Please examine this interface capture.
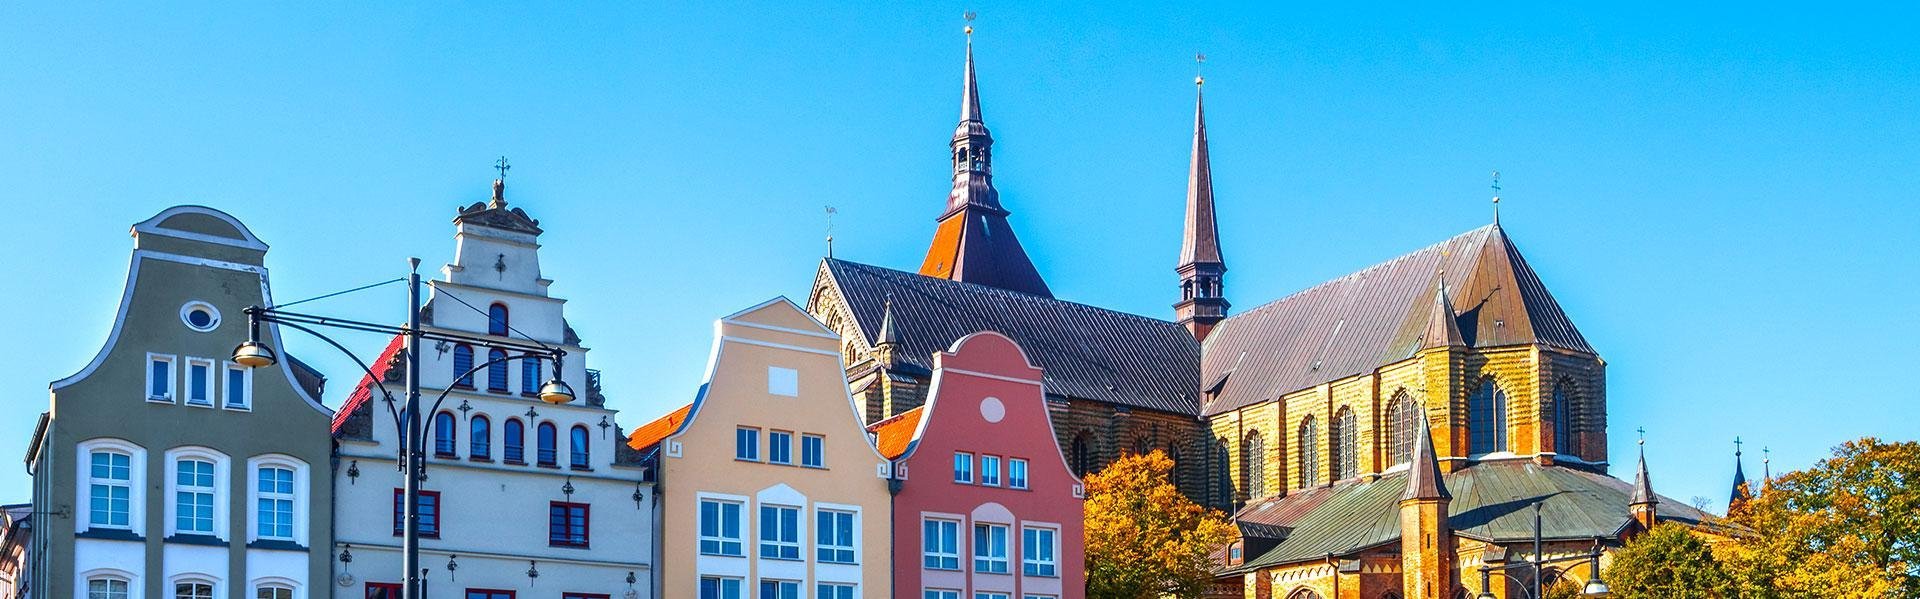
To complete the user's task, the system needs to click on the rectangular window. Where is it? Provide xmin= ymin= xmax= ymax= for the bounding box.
xmin=801 ymin=434 xmax=825 ymax=468
xmin=922 ymin=518 xmax=960 ymax=570
xmin=735 ymin=428 xmax=760 ymax=462
xmin=816 ymin=584 xmax=856 ymax=599
xmin=177 ymin=582 xmax=213 ymax=599
xmin=981 ymin=455 xmax=1002 ymax=487
xmin=549 ymin=502 xmax=589 ymax=547
xmin=816 ymin=509 xmax=856 ymax=564
xmin=88 ymin=451 xmax=133 ymax=529
xmin=465 ymin=589 xmax=513 ymax=599
xmin=954 ymin=452 xmax=974 ymax=484
xmin=256 ymin=467 xmax=295 ymax=540
xmin=757 ymin=580 xmax=799 ymax=599
xmin=758 ymin=504 xmax=800 ymax=560
xmin=224 ymin=364 xmax=250 ymax=409
xmin=148 ymin=354 xmax=176 ymax=402
xmin=364 ymin=583 xmax=400 ymax=599
xmin=1009 ymin=458 xmax=1029 ymax=490
xmin=698 ymin=499 xmax=743 ymax=556
xmin=521 ymin=357 xmax=540 ymax=396
xmin=1022 ymin=526 xmax=1059 ymax=577
xmin=975 ymin=594 xmax=1010 ymax=599
xmin=175 ymin=459 xmax=215 ymax=534
xmin=186 ymin=359 xmax=214 ymax=406
xmin=392 ymin=489 xmax=441 ymax=538
xmin=767 ymin=366 xmax=799 ymax=396
xmin=768 ymin=431 xmax=793 ymax=465
xmin=973 ymin=522 xmax=1009 ymax=574
xmin=257 ymin=585 xmax=293 ymax=599
xmin=697 ymin=577 xmax=741 ymax=599
xmin=924 ymin=591 xmax=959 ymax=599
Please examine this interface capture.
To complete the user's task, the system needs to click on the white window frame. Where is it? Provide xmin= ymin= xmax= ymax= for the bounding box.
xmin=245 ymin=455 xmax=309 ymax=546
xmin=81 ymin=571 xmax=138 ymax=599
xmin=814 ymin=507 xmax=857 ymax=564
xmin=973 ymin=522 xmax=1010 ymax=574
xmin=800 ymin=434 xmax=825 ymax=468
xmin=767 ymin=430 xmax=793 ymax=466
xmin=164 ymin=447 xmax=230 ymax=539
xmin=980 ymin=455 xmax=1002 ymax=487
xmin=249 ymin=576 xmax=301 ymax=599
xmin=698 ymin=576 xmax=742 ymax=599
xmin=922 ymin=516 xmax=961 ymax=571
xmin=76 ymin=438 xmax=146 ymax=534
xmin=183 ymin=358 xmax=216 ymax=407
xmin=1008 ymin=458 xmax=1029 ymax=490
xmin=766 ymin=366 xmax=799 ymax=397
xmin=223 ymin=362 xmax=252 ymax=411
xmin=757 ymin=504 xmax=801 ymax=561
xmin=756 ymin=579 xmax=800 ymax=599
xmin=146 ymin=353 xmax=177 ymax=403
xmin=815 ymin=583 xmax=856 ymax=599
xmin=735 ymin=427 xmax=760 ymax=462
xmin=698 ymin=496 xmax=746 ymax=557
xmin=953 ymin=452 xmax=974 ymax=484
xmin=1021 ymin=523 xmax=1060 ymax=578
xmin=923 ymin=590 xmax=959 ymax=599
xmin=167 ymin=575 xmax=217 ymax=599
xmin=974 ymin=593 xmax=1010 ymax=599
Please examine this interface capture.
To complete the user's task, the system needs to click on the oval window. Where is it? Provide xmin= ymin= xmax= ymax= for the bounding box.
xmin=180 ymin=302 xmax=221 ymax=332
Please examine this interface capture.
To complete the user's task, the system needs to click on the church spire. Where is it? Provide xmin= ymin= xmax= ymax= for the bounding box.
xmin=916 ymin=18 xmax=1052 ymax=298
xmin=1729 ymin=437 xmax=1753 ymax=510
xmin=1419 ymin=272 xmax=1466 ymax=349
xmin=1175 ymin=70 xmax=1229 ymax=341
xmin=1402 ymin=408 xmax=1450 ymax=502
xmin=1630 ymin=432 xmax=1658 ymax=531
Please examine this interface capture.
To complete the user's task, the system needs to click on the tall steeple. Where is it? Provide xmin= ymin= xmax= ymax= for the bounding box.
xmin=1399 ymin=410 xmax=1454 ymax=599
xmin=1729 ymin=437 xmax=1752 ymax=510
xmin=1175 ymin=73 xmax=1229 ymax=341
xmin=916 ymin=20 xmax=1053 ymax=298
xmin=1630 ymin=433 xmax=1658 ymax=532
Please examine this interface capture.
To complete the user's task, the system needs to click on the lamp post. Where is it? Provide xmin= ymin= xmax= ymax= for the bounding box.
xmin=1475 ymin=501 xmax=1611 ymax=599
xmin=234 ymin=259 xmax=575 ymax=599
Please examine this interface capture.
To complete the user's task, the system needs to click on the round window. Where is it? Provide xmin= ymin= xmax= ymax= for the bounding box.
xmin=180 ymin=302 xmax=221 ymax=332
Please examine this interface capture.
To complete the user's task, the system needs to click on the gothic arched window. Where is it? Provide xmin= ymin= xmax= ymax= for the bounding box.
xmin=1213 ymin=439 xmax=1232 ymax=510
xmin=488 ymin=303 xmax=509 ymax=336
xmin=1553 ymin=383 xmax=1573 ymax=456
xmin=1071 ymin=434 xmax=1092 ymax=477
xmin=1297 ymin=416 xmax=1320 ymax=489
xmin=1241 ymin=430 xmax=1266 ymax=500
xmin=1286 ymin=588 xmax=1325 ymax=599
xmin=1332 ymin=407 xmax=1358 ymax=481
xmin=1469 ymin=378 xmax=1509 ymax=454
xmin=1131 ymin=436 xmax=1152 ymax=456
xmin=1387 ymin=391 xmax=1420 ymax=466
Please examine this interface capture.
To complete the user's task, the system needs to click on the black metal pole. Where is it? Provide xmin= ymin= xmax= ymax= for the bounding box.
xmin=1533 ymin=501 xmax=1544 ymax=599
xmin=403 ymin=259 xmax=424 ymax=599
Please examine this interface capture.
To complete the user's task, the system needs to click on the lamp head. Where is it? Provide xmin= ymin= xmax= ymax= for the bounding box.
xmin=231 ymin=340 xmax=278 ymax=368
xmin=1583 ymin=579 xmax=1611 ymax=597
xmin=538 ymin=378 xmax=576 ymax=404
xmin=1477 ymin=591 xmax=1497 ymax=599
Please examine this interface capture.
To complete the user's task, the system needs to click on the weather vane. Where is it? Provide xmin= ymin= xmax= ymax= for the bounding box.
xmin=494 ymin=156 xmax=512 ymax=181
xmin=1195 ymin=53 xmax=1207 ymax=86
xmin=964 ymin=11 xmax=976 ymax=36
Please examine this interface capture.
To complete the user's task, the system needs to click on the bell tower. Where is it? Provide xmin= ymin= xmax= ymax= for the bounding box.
xmin=1175 ymin=74 xmax=1228 ymax=340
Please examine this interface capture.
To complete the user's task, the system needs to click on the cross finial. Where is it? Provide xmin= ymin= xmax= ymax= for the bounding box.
xmin=1735 ymin=436 xmax=1744 ymax=456
xmin=824 ymin=205 xmax=838 ymax=258
xmin=1490 ymin=169 xmax=1502 ymax=224
xmin=1763 ymin=446 xmax=1770 ymax=463
xmin=1195 ymin=53 xmax=1207 ymax=86
xmin=963 ymin=11 xmax=975 ymax=36
xmin=495 ymin=156 xmax=512 ymax=180
xmin=1636 ymin=426 xmax=1646 ymax=445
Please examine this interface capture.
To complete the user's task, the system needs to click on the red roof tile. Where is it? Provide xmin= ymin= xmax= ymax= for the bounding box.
xmin=330 ymin=334 xmax=405 ymax=434
xmin=866 ymin=406 xmax=925 ymax=460
xmin=627 ymin=403 xmax=693 ymax=452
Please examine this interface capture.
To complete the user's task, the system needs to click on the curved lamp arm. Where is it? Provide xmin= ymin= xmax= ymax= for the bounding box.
xmin=419 ymin=352 xmax=564 ymax=441
xmin=268 ymin=319 xmax=408 ymax=434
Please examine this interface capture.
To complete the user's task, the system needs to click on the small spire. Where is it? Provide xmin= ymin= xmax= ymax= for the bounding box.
xmin=1762 ymin=446 xmax=1772 ymax=493
xmin=1420 ymin=271 xmax=1466 ymax=349
xmin=960 ymin=12 xmax=982 ymax=124
xmin=1729 ymin=437 xmax=1752 ymax=506
xmin=877 ymin=293 xmax=900 ymax=346
xmin=1630 ymin=428 xmax=1656 ymax=507
xmin=1401 ymin=408 xmax=1450 ymax=502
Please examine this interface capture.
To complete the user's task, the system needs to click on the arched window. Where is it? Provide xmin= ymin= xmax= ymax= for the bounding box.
xmin=433 ymin=412 xmax=456 ymax=457
xmin=569 ymin=425 xmax=590 ymax=469
xmin=520 ymin=353 xmax=540 ymax=396
xmin=255 ymin=583 xmax=295 ymax=599
xmin=1286 ymin=588 xmax=1325 ymax=599
xmin=504 ymin=419 xmax=525 ymax=464
xmin=452 ymin=344 xmax=474 ymax=388
xmin=1468 ymin=379 xmax=1509 ymax=454
xmin=1070 ymin=434 xmax=1092 ymax=476
xmin=1131 ymin=436 xmax=1152 ymax=456
xmin=1241 ymin=430 xmax=1266 ymax=499
xmin=1387 ymin=391 xmax=1421 ymax=467
xmin=1553 ymin=384 xmax=1573 ymax=456
xmin=536 ymin=422 xmax=558 ymax=467
xmin=470 ymin=415 xmax=491 ymax=460
xmin=486 ymin=348 xmax=508 ymax=392
xmin=174 ymin=580 xmax=214 ymax=599
xmin=1332 ymin=406 xmax=1358 ymax=481
xmin=1167 ymin=443 xmax=1181 ymax=470
xmin=488 ymin=303 xmax=509 ymax=336
xmin=86 ymin=575 xmax=131 ymax=599
xmin=1213 ymin=439 xmax=1232 ymax=510
xmin=1297 ymin=416 xmax=1319 ymax=489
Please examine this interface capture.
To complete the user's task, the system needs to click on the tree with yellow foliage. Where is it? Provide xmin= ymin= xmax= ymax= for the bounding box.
xmin=1084 ymin=450 xmax=1235 ymax=599
xmin=1718 ymin=438 xmax=1919 ymax=598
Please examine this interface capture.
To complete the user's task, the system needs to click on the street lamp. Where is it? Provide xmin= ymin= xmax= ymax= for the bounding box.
xmin=1475 ymin=500 xmax=1611 ymax=599
xmin=231 ymin=258 xmax=574 ymax=599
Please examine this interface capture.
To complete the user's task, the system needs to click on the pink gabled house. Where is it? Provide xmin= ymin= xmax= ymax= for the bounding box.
xmin=871 ymin=330 xmax=1086 ymax=599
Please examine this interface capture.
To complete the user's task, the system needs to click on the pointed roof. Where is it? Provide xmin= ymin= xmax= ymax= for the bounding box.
xmin=1400 ymin=410 xmax=1450 ymax=502
xmin=1179 ymin=83 xmax=1223 ymax=268
xmin=1631 ymin=442 xmax=1657 ymax=506
xmin=1730 ymin=448 xmax=1751 ymax=505
xmin=876 ymin=295 xmax=901 ymax=346
xmin=1419 ymin=275 xmax=1466 ymax=349
xmin=1202 ymin=224 xmax=1594 ymax=415
xmin=957 ymin=39 xmax=986 ymax=136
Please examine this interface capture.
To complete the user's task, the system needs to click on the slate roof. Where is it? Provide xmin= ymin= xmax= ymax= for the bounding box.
xmin=819 ymin=259 xmax=1201 ymax=415
xmin=1202 ymin=224 xmax=1594 ymax=416
xmin=1226 ymin=461 xmax=1713 ymax=573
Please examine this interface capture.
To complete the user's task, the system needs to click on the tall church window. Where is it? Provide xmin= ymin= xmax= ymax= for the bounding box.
xmin=487 ymin=349 xmax=509 ymax=392
xmin=452 ymin=345 xmax=475 ymax=388
xmin=470 ymin=415 xmax=491 ymax=460
xmin=1213 ymin=439 xmax=1232 ymax=510
xmin=1297 ymin=417 xmax=1319 ymax=489
xmin=1468 ymin=379 xmax=1509 ymax=454
xmin=521 ymin=353 xmax=540 ymax=395
xmin=537 ymin=422 xmax=559 ymax=467
xmin=1241 ymin=431 xmax=1265 ymax=499
xmin=1070 ymin=434 xmax=1092 ymax=476
xmin=488 ymin=303 xmax=509 ymax=336
xmin=1332 ymin=407 xmax=1358 ymax=481
xmin=1553 ymin=384 xmax=1573 ymax=456
xmin=570 ymin=425 xmax=591 ymax=469
xmin=1387 ymin=391 xmax=1420 ymax=467
xmin=433 ymin=412 xmax=457 ymax=457
xmin=504 ymin=419 xmax=526 ymax=464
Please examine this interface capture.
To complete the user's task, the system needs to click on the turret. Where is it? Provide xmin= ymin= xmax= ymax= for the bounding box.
xmin=1399 ymin=412 xmax=1454 ymax=599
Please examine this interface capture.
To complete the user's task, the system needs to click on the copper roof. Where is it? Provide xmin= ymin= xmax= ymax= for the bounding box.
xmin=1179 ymin=85 xmax=1223 ymax=268
xmin=867 ymin=405 xmax=925 ymax=459
xmin=1201 ymin=224 xmax=1594 ymax=416
xmin=820 ymin=259 xmax=1200 ymax=414
xmin=1401 ymin=410 xmax=1450 ymax=502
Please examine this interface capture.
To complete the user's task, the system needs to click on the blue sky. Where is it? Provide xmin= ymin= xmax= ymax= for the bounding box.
xmin=2 ymin=3 xmax=1915 ymax=511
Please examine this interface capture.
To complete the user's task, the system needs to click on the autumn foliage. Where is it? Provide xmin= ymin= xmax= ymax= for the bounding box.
xmin=1083 ymin=450 xmax=1235 ymax=599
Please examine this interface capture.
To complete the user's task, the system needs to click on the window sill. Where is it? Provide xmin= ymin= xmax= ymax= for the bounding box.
xmin=147 ymin=396 xmax=174 ymax=404
xmin=698 ymin=551 xmax=746 ymax=558
xmin=536 ymin=463 xmax=561 ymax=469
xmin=392 ymin=532 xmax=442 ymax=540
xmin=222 ymin=405 xmax=252 ymax=412
xmin=505 ymin=459 xmax=526 ymax=466
xmin=451 ymin=384 xmax=476 ymax=391
xmin=760 ymin=555 xmax=803 ymax=562
xmin=487 ymin=388 xmax=510 ymax=394
xmin=77 ymin=528 xmax=143 ymax=542
xmin=434 ymin=453 xmax=459 ymax=460
xmin=247 ymin=539 xmax=308 ymax=552
xmin=165 ymin=533 xmax=226 ymax=546
xmin=548 ymin=543 xmax=590 ymax=550
xmin=469 ymin=456 xmax=493 ymax=463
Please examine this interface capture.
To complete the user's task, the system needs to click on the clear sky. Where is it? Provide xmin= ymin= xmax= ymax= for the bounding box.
xmin=3 ymin=3 xmax=1915 ymax=512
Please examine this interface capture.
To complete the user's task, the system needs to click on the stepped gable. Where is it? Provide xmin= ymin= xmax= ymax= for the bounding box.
xmin=1201 ymin=224 xmax=1593 ymax=416
xmin=822 ymin=259 xmax=1201 ymax=415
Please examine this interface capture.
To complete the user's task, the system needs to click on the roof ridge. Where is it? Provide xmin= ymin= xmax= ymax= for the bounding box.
xmin=828 ymin=258 xmax=1182 ymax=328
xmin=1231 ymin=224 xmax=1495 ymax=321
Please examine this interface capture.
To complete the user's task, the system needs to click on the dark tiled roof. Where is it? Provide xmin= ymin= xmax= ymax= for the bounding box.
xmin=1229 ymin=462 xmax=1712 ymax=572
xmin=820 ymin=259 xmax=1201 ymax=415
xmin=1202 ymin=224 xmax=1594 ymax=416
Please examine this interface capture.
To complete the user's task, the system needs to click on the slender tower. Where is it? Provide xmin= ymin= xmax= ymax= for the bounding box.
xmin=917 ymin=20 xmax=1053 ymax=297
xmin=1629 ymin=435 xmax=1659 ymax=532
xmin=1175 ymin=72 xmax=1228 ymax=340
xmin=1729 ymin=438 xmax=1753 ymax=511
xmin=1399 ymin=412 xmax=1454 ymax=599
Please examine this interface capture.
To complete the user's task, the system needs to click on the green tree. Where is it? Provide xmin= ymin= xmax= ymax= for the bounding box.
xmin=1605 ymin=523 xmax=1733 ymax=598
xmin=1719 ymin=437 xmax=1919 ymax=598
xmin=1084 ymin=450 xmax=1235 ymax=599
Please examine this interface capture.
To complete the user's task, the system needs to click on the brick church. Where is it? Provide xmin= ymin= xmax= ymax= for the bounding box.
xmin=804 ymin=32 xmax=1715 ymax=599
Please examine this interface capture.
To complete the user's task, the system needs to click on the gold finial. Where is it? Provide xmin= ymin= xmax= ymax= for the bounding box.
xmin=964 ymin=11 xmax=975 ymax=36
xmin=1195 ymin=53 xmax=1206 ymax=86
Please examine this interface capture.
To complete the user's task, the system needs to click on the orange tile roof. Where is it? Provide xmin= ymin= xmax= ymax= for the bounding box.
xmin=866 ymin=406 xmax=924 ymax=459
xmin=627 ymin=403 xmax=693 ymax=452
